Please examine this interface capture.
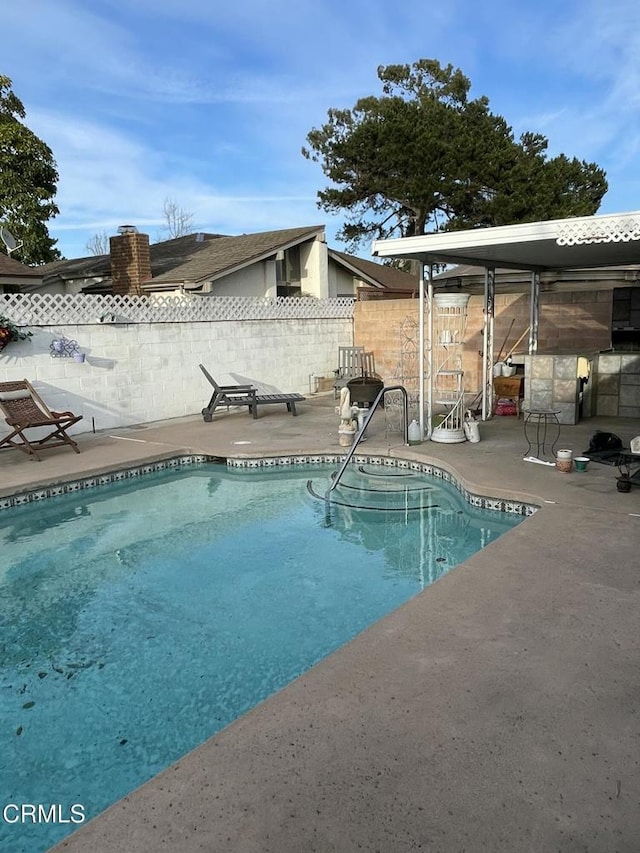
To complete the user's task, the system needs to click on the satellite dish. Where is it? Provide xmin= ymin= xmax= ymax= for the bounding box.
xmin=0 ymin=225 xmax=23 ymax=255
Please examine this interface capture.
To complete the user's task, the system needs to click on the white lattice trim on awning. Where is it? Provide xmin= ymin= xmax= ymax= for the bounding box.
xmin=556 ymin=214 xmax=640 ymax=246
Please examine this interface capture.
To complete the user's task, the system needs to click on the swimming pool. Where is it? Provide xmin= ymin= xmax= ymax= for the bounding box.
xmin=0 ymin=459 xmax=528 ymax=852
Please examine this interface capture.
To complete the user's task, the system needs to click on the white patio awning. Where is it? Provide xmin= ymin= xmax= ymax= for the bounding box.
xmin=372 ymin=210 xmax=640 ymax=272
xmin=370 ymin=209 xmax=640 ymax=436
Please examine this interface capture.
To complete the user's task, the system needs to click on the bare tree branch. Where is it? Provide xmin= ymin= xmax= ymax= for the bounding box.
xmin=157 ymin=198 xmax=194 ymax=240
xmin=85 ymin=230 xmax=109 ymax=255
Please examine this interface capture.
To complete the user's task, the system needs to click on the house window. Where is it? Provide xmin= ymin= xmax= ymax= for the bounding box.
xmin=276 ymin=246 xmax=301 ymax=297
xmin=277 ymin=283 xmax=302 ymax=297
xmin=612 ymin=287 xmax=640 ymax=351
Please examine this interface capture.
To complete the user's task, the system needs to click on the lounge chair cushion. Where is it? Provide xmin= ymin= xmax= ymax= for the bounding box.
xmin=0 ymin=390 xmax=31 ymax=401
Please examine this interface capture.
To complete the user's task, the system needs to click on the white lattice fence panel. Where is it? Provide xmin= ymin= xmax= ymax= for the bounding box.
xmin=1 ymin=293 xmax=355 ymax=326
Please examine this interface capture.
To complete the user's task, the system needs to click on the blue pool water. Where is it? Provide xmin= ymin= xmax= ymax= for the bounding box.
xmin=0 ymin=462 xmax=524 ymax=852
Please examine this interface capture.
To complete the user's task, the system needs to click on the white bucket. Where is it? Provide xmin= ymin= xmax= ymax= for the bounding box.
xmin=502 ymin=364 xmax=516 ymax=377
xmin=493 ymin=362 xmax=505 ymax=377
xmin=463 ymin=411 xmax=480 ymax=443
xmin=464 ymin=420 xmax=480 ymax=443
xmin=338 ymin=425 xmax=356 ymax=447
xmin=556 ymin=448 xmax=573 ymax=473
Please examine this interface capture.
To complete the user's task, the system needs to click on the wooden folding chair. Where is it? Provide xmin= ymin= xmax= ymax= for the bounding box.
xmin=0 ymin=380 xmax=82 ymax=461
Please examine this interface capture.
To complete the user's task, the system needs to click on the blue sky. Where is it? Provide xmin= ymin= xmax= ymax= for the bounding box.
xmin=2 ymin=0 xmax=639 ymax=260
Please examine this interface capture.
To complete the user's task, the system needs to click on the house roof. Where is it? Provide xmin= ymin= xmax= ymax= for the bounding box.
xmin=329 ymin=250 xmax=418 ymax=291
xmin=148 ymin=226 xmax=325 ymax=287
xmin=37 ymin=224 xmax=417 ymax=294
xmin=372 ymin=210 xmax=640 ymax=274
xmin=40 ymin=232 xmax=229 ymax=285
xmin=39 ymin=226 xmax=327 ymax=291
xmin=0 ymin=252 xmax=43 ymax=279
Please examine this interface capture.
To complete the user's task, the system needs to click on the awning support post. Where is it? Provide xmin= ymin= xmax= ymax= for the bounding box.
xmin=418 ymin=267 xmax=425 ymax=439
xmin=529 ymin=271 xmax=540 ymax=354
xmin=481 ymin=266 xmax=495 ymax=420
xmin=426 ymin=264 xmax=434 ymax=438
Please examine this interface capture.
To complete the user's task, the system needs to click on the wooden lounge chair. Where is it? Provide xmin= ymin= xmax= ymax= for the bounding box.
xmin=199 ymin=364 xmax=305 ymax=421
xmin=0 ymin=379 xmax=82 ymax=461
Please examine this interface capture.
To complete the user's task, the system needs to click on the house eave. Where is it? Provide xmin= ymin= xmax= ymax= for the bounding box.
xmin=328 ymin=251 xmax=385 ymax=289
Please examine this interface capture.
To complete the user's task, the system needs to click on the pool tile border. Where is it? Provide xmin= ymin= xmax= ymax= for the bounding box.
xmin=0 ymin=453 xmax=538 ymax=517
xmin=226 ymin=454 xmax=538 ymax=517
xmin=0 ymin=454 xmax=213 ymax=511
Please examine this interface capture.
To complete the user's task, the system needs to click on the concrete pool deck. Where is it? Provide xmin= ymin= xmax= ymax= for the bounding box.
xmin=1 ymin=394 xmax=638 ymax=852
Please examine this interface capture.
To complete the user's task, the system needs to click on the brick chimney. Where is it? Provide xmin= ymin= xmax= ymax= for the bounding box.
xmin=109 ymin=226 xmax=152 ymax=296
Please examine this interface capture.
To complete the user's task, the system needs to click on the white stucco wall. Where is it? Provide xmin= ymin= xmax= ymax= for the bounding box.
xmin=208 ymin=264 xmax=267 ymax=297
xmin=328 ymin=263 xmax=357 ymax=298
xmin=0 ymin=318 xmax=352 ymax=434
xmin=300 ymin=238 xmax=329 ymax=298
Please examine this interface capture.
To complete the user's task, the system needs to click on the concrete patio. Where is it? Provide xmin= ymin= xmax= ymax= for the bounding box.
xmin=2 ymin=393 xmax=638 ymax=852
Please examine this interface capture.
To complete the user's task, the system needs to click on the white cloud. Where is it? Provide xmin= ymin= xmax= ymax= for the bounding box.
xmin=3 ymin=1 xmax=220 ymax=105
xmin=24 ymin=108 xmax=329 ymax=256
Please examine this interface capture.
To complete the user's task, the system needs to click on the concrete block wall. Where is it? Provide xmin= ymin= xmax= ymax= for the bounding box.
xmin=466 ymin=291 xmax=611 ymax=392
xmin=465 ymin=294 xmax=529 ymax=392
xmin=355 ymin=290 xmax=614 ymax=397
xmin=0 ymin=318 xmax=351 ymax=434
xmin=354 ymin=299 xmax=417 ymax=383
xmin=538 ymin=290 xmax=612 ymax=353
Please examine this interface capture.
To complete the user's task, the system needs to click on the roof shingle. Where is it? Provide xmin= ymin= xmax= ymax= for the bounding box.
xmin=0 ymin=253 xmax=43 ymax=278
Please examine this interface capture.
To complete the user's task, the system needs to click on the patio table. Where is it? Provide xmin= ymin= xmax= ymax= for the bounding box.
xmin=523 ymin=408 xmax=561 ymax=460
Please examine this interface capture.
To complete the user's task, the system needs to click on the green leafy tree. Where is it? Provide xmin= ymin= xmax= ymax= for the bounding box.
xmin=0 ymin=75 xmax=61 ymax=264
xmin=303 ymin=59 xmax=607 ymax=251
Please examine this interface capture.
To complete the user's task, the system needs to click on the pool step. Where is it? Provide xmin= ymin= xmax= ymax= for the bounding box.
xmin=316 ymin=465 xmax=453 ymax=513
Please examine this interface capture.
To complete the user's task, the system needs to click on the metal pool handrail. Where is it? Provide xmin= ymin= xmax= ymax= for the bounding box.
xmin=325 ymin=385 xmax=410 ymax=500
